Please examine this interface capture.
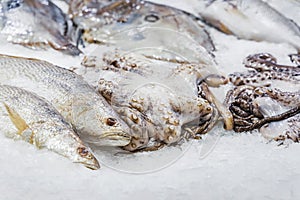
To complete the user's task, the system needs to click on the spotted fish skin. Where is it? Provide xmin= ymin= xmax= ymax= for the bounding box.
xmin=0 ymin=54 xmax=131 ymax=147
xmin=0 ymin=85 xmax=100 ymax=170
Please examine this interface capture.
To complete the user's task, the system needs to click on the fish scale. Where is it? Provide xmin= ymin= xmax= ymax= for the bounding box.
xmin=0 ymin=85 xmax=100 ymax=169
xmin=0 ymin=0 xmax=81 ymax=55
xmin=0 ymin=54 xmax=131 ymax=147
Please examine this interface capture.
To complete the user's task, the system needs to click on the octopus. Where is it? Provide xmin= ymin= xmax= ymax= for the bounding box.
xmin=227 ymin=53 xmax=300 ymax=142
xmin=81 ymin=50 xmax=232 ymax=151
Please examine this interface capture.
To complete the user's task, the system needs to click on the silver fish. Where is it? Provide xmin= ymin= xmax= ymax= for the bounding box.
xmin=194 ymin=0 xmax=300 ymax=51
xmin=0 ymin=54 xmax=131 ymax=147
xmin=263 ymin=0 xmax=300 ymax=26
xmin=0 ymin=0 xmax=81 ymax=55
xmin=0 ymin=85 xmax=100 ymax=170
xmin=69 ymin=0 xmax=215 ymax=63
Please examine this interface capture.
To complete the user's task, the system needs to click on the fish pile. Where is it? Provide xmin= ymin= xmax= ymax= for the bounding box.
xmin=0 ymin=84 xmax=99 ymax=169
xmin=0 ymin=0 xmax=299 ymax=170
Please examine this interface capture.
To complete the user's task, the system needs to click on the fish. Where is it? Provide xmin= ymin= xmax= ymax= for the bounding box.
xmin=0 ymin=0 xmax=81 ymax=55
xmin=0 ymin=54 xmax=131 ymax=147
xmin=263 ymin=0 xmax=300 ymax=26
xmin=69 ymin=0 xmax=215 ymax=63
xmin=0 ymin=85 xmax=100 ymax=170
xmin=193 ymin=0 xmax=300 ymax=51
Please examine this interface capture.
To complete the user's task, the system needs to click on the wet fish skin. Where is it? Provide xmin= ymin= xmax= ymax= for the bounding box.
xmin=0 ymin=85 xmax=100 ymax=170
xmin=69 ymin=0 xmax=215 ymax=58
xmin=0 ymin=54 xmax=131 ymax=147
xmin=195 ymin=0 xmax=300 ymax=51
xmin=0 ymin=0 xmax=81 ymax=55
xmin=262 ymin=0 xmax=300 ymax=26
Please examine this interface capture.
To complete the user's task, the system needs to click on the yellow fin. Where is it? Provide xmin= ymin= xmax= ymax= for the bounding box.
xmin=3 ymin=103 xmax=29 ymax=135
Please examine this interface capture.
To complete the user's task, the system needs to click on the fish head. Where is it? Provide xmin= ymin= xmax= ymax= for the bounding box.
xmin=71 ymin=96 xmax=131 ymax=147
xmin=75 ymin=145 xmax=100 ymax=170
xmin=50 ymin=126 xmax=100 ymax=169
xmin=44 ymin=126 xmax=100 ymax=170
xmin=32 ymin=122 xmax=100 ymax=170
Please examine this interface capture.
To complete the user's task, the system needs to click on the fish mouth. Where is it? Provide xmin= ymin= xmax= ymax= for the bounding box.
xmin=99 ymin=131 xmax=132 ymax=146
xmin=77 ymin=159 xmax=100 ymax=170
xmin=86 ymin=131 xmax=132 ymax=147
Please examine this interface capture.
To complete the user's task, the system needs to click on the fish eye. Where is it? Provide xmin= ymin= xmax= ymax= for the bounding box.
xmin=144 ymin=14 xmax=160 ymax=22
xmin=77 ymin=147 xmax=89 ymax=157
xmin=106 ymin=117 xmax=118 ymax=126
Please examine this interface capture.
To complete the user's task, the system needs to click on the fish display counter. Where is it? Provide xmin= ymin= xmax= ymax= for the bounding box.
xmin=0 ymin=0 xmax=299 ymax=199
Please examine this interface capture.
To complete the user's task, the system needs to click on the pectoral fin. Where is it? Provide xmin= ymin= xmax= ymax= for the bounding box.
xmin=3 ymin=103 xmax=29 ymax=135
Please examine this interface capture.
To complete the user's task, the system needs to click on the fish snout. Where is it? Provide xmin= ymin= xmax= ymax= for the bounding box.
xmin=77 ymin=146 xmax=100 ymax=170
xmin=97 ymin=130 xmax=132 ymax=147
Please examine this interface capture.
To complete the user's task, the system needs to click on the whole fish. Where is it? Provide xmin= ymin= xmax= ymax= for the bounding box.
xmin=0 ymin=54 xmax=131 ymax=147
xmin=0 ymin=85 xmax=100 ymax=170
xmin=69 ymin=0 xmax=215 ymax=63
xmin=193 ymin=0 xmax=300 ymax=51
xmin=0 ymin=0 xmax=81 ymax=55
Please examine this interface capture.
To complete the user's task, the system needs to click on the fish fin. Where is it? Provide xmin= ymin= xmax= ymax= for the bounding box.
xmin=3 ymin=103 xmax=29 ymax=135
xmin=48 ymin=41 xmax=82 ymax=56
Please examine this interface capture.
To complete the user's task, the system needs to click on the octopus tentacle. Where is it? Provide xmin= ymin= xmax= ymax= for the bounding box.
xmin=199 ymin=83 xmax=233 ymax=130
xmin=227 ymin=53 xmax=300 ymax=141
xmin=255 ymin=87 xmax=300 ymax=107
xmin=97 ymin=78 xmax=116 ymax=102
xmin=229 ymin=69 xmax=299 ymax=86
xmin=289 ymin=54 xmax=300 ymax=67
xmin=234 ymin=106 xmax=300 ymax=132
xmin=263 ymin=114 xmax=300 ymax=143
xmin=244 ymin=53 xmax=300 ymax=75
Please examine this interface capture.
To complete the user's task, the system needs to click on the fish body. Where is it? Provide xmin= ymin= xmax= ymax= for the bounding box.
xmin=69 ymin=0 xmax=215 ymax=63
xmin=263 ymin=0 xmax=300 ymax=26
xmin=195 ymin=0 xmax=300 ymax=51
xmin=0 ymin=85 xmax=99 ymax=169
xmin=0 ymin=54 xmax=131 ymax=147
xmin=0 ymin=0 xmax=80 ymax=55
